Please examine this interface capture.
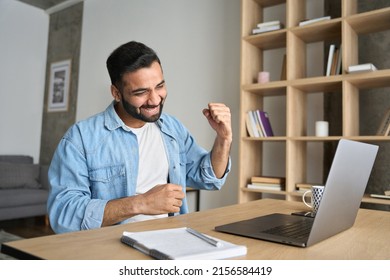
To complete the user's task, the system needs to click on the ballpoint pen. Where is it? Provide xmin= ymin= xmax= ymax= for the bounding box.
xmin=186 ymin=227 xmax=223 ymax=247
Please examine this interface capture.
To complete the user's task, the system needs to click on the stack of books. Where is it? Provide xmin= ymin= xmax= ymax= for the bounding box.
xmin=247 ymin=176 xmax=285 ymax=191
xmin=347 ymin=63 xmax=377 ymax=73
xmin=299 ymin=16 xmax=331 ymax=26
xmin=245 ymin=110 xmax=274 ymax=137
xmin=252 ymin=20 xmax=283 ymax=35
xmin=295 ymin=182 xmax=321 ymax=193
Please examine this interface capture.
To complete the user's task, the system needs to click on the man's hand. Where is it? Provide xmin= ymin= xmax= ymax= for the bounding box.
xmin=202 ymin=103 xmax=232 ymax=142
xmin=202 ymin=103 xmax=232 ymax=178
xmin=139 ymin=184 xmax=185 ymax=214
xmin=102 ymin=184 xmax=184 ymax=227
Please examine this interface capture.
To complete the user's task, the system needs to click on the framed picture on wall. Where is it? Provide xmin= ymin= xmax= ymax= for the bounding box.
xmin=47 ymin=59 xmax=71 ymax=112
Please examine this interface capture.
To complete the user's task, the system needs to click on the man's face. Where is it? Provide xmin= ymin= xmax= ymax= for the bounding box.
xmin=113 ymin=61 xmax=167 ymax=128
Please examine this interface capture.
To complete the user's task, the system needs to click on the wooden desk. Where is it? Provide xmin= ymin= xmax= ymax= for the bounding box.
xmin=2 ymin=199 xmax=389 ymax=259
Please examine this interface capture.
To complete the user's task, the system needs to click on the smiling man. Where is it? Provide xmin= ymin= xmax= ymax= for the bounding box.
xmin=47 ymin=41 xmax=232 ymax=233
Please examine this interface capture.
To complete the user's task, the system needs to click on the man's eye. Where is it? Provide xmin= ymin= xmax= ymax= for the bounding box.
xmin=133 ymin=90 xmax=148 ymax=96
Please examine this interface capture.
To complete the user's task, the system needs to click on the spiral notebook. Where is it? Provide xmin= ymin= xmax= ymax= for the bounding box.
xmin=120 ymin=227 xmax=247 ymax=260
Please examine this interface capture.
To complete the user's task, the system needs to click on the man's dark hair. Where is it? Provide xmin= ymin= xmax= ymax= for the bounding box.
xmin=106 ymin=41 xmax=161 ymax=88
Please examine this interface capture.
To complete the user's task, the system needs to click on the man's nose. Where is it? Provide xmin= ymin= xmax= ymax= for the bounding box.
xmin=148 ymin=89 xmax=161 ymax=105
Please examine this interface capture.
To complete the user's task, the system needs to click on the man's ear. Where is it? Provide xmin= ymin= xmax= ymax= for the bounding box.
xmin=111 ymin=85 xmax=121 ymax=102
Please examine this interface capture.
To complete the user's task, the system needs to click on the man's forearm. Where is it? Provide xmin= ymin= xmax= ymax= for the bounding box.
xmin=102 ymin=196 xmax=140 ymax=227
xmin=211 ymin=137 xmax=231 ymax=178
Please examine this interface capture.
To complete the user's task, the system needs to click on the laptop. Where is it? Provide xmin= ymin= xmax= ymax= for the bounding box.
xmin=215 ymin=139 xmax=378 ymax=247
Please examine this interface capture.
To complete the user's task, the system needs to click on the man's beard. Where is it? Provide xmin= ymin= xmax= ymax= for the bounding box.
xmin=122 ymin=97 xmax=165 ymax=123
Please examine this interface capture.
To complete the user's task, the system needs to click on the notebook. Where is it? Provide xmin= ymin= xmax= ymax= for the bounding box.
xmin=215 ymin=139 xmax=378 ymax=247
xmin=121 ymin=227 xmax=247 ymax=259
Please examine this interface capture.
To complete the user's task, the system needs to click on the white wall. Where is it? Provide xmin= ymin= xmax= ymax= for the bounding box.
xmin=0 ymin=0 xmax=48 ymax=163
xmin=77 ymin=0 xmax=241 ymax=209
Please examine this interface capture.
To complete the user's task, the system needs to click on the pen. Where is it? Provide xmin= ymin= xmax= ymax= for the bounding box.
xmin=186 ymin=227 xmax=223 ymax=247
xmin=121 ymin=235 xmax=174 ymax=260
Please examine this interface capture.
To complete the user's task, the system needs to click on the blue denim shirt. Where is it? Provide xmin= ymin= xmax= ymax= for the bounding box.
xmin=48 ymin=102 xmax=230 ymax=233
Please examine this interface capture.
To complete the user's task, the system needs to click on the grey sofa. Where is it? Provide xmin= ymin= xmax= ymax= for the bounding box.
xmin=0 ymin=155 xmax=49 ymax=221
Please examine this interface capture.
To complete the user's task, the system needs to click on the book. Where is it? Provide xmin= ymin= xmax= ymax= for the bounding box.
xmin=245 ymin=112 xmax=256 ymax=137
xmin=247 ymin=183 xmax=282 ymax=191
xmin=370 ymin=194 xmax=390 ymax=200
xmin=257 ymin=20 xmax=281 ymax=28
xmin=247 ymin=111 xmax=260 ymax=137
xmin=299 ymin=16 xmax=331 ymax=26
xmin=251 ymin=176 xmax=285 ymax=184
xmin=251 ymin=110 xmax=264 ymax=137
xmin=330 ymin=47 xmax=339 ymax=76
xmin=326 ymin=44 xmax=336 ymax=76
xmin=252 ymin=24 xmax=281 ymax=34
xmin=347 ymin=63 xmax=377 ymax=73
xmin=258 ymin=111 xmax=274 ymax=136
xmin=335 ymin=44 xmax=342 ymax=75
xmin=255 ymin=110 xmax=266 ymax=136
xmin=376 ymin=108 xmax=390 ymax=136
xmin=295 ymin=182 xmax=321 ymax=192
xmin=280 ymin=54 xmax=287 ymax=80
xmin=121 ymin=227 xmax=247 ymax=260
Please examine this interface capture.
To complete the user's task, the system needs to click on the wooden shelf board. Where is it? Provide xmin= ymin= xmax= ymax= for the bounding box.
xmin=292 ymin=136 xmax=390 ymax=141
xmin=291 ymin=76 xmax=343 ymax=92
xmin=244 ymin=30 xmax=286 ymax=50
xmin=253 ymin=0 xmax=285 ymax=8
xmin=243 ymin=136 xmax=287 ymax=142
xmin=242 ymin=190 xmax=390 ymax=206
xmin=243 ymin=70 xmax=390 ymax=93
xmin=362 ymin=194 xmax=390 ymax=205
xmin=291 ymin=19 xmax=341 ymax=43
xmin=244 ymin=136 xmax=390 ymax=142
xmin=347 ymin=7 xmax=390 ymax=34
xmin=242 ymin=81 xmax=287 ymax=95
xmin=345 ymin=69 xmax=390 ymax=89
xmin=241 ymin=187 xmax=287 ymax=195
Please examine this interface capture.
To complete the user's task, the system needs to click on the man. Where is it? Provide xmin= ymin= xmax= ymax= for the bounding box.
xmin=48 ymin=41 xmax=232 ymax=233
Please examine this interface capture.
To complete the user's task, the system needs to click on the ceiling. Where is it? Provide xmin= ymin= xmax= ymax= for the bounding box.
xmin=17 ymin=0 xmax=68 ymax=10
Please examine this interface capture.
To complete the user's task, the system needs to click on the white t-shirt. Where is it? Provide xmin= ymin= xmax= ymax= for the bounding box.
xmin=126 ymin=122 xmax=169 ymax=222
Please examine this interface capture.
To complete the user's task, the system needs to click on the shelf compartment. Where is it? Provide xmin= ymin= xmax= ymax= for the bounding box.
xmin=242 ymin=92 xmax=286 ymax=137
xmin=242 ymin=0 xmax=286 ymax=37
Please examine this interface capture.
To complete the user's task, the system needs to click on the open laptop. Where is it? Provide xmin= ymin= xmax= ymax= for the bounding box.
xmin=215 ymin=139 xmax=378 ymax=247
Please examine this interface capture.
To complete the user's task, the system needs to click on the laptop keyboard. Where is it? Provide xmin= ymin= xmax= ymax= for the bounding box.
xmin=263 ymin=219 xmax=314 ymax=240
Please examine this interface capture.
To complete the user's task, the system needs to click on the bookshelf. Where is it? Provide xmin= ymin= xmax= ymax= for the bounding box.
xmin=239 ymin=0 xmax=390 ymax=206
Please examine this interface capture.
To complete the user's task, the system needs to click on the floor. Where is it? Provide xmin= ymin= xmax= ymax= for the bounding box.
xmin=0 ymin=216 xmax=54 ymax=238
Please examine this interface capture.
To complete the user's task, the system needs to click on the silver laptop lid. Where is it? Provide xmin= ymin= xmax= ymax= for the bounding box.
xmin=307 ymin=139 xmax=378 ymax=246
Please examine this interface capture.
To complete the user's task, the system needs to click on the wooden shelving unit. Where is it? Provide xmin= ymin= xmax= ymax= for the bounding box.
xmin=239 ymin=0 xmax=390 ymax=206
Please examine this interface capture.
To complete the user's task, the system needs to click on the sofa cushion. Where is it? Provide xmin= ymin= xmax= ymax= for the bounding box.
xmin=0 ymin=155 xmax=33 ymax=164
xmin=0 ymin=188 xmax=48 ymax=208
xmin=0 ymin=162 xmax=41 ymax=189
